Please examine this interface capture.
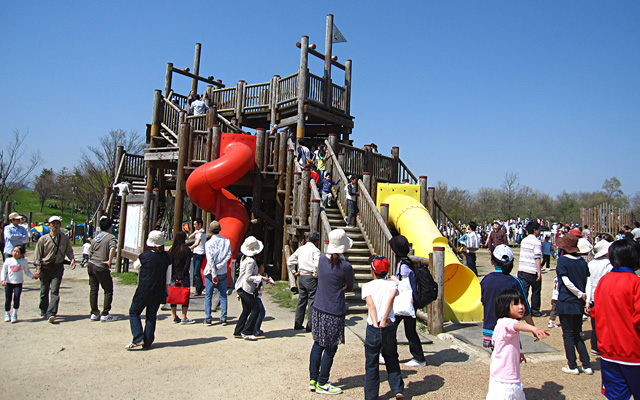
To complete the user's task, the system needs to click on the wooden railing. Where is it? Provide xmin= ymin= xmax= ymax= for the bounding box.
xmin=244 ymin=82 xmax=271 ymax=113
xmin=331 ymin=83 xmax=346 ymax=112
xmin=278 ymin=72 xmax=298 ymax=108
xmin=398 ymin=158 xmax=418 ymax=184
xmin=190 ymin=130 xmax=209 ymax=164
xmin=336 ymin=143 xmax=365 ymax=179
xmin=214 ymin=87 xmax=236 ymax=111
xmin=170 ymin=93 xmax=188 ymax=111
xmin=308 ymin=73 xmax=324 ymax=104
xmin=122 ymin=154 xmax=145 ymax=179
xmin=370 ymin=153 xmax=396 ymax=183
xmin=162 ymin=98 xmax=182 ymax=140
xmin=186 ymin=114 xmax=206 ymax=131
xmin=432 ymin=198 xmax=464 ymax=261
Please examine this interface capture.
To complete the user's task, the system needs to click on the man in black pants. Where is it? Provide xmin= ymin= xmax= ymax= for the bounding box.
xmin=87 ymin=218 xmax=118 ymax=322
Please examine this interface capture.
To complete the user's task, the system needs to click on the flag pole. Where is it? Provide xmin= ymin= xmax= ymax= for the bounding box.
xmin=324 ymin=14 xmax=333 ymax=108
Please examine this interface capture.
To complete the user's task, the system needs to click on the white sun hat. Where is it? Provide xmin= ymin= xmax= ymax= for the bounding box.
xmin=241 ymin=236 xmax=264 ymax=256
xmin=146 ymin=230 xmax=166 ymax=247
xmin=593 ymin=240 xmax=611 ymax=259
xmin=577 ymin=238 xmax=593 ymax=255
xmin=326 ymin=229 xmax=353 ymax=254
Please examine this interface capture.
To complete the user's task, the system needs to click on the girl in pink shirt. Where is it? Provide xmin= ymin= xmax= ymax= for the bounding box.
xmin=487 ymin=289 xmax=550 ymax=400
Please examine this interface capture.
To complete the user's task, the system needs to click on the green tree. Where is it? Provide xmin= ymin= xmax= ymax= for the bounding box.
xmin=602 ymin=177 xmax=628 ymax=208
xmin=0 ymin=130 xmax=42 ymax=214
xmin=34 ymin=168 xmax=56 ymax=212
xmin=555 ymin=191 xmax=580 ymax=222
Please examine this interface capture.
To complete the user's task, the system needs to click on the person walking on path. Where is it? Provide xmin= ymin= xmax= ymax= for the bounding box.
xmin=167 ymin=231 xmax=195 ymax=324
xmin=460 ymin=221 xmax=480 ymax=276
xmin=233 ymin=236 xmax=266 ymax=340
xmin=591 ymin=239 xmax=640 ymax=400
xmin=87 ymin=218 xmax=117 ymax=322
xmin=33 ymin=216 xmax=75 ymax=324
xmin=486 ymin=289 xmax=550 ymax=400
xmin=3 ymin=212 xmax=28 ymax=261
xmin=1 ymin=245 xmax=33 ymax=323
xmin=585 ymin=239 xmax=612 ymax=356
xmin=126 ymin=231 xmax=171 ymax=350
xmin=555 ymin=232 xmax=592 ymax=375
xmin=287 ymin=230 xmax=321 ymax=331
xmin=203 ymin=221 xmax=231 ymax=325
xmin=388 ymin=234 xmax=427 ymax=367
xmin=485 ymin=221 xmax=508 ymax=255
xmin=189 ymin=218 xmax=206 ymax=296
xmin=517 ymin=221 xmax=543 ymax=317
xmin=541 ymin=236 xmax=553 ymax=271
xmin=308 ymin=229 xmax=355 ymax=395
xmin=480 ymin=244 xmax=534 ymax=350
xmin=362 ymin=255 xmax=404 ymax=400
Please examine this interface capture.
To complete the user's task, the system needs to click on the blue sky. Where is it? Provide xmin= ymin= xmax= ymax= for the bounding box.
xmin=2 ymin=1 xmax=638 ymax=197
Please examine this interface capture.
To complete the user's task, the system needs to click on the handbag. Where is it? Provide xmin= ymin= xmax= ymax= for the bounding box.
xmin=393 ymin=276 xmax=415 ymax=317
xmin=166 ymin=281 xmax=189 ymax=305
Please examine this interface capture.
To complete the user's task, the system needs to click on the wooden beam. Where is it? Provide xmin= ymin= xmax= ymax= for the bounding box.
xmin=251 ymin=206 xmax=282 ymax=234
xmin=170 ymin=67 xmax=225 ymax=88
xmin=296 ymin=42 xmax=346 ymax=70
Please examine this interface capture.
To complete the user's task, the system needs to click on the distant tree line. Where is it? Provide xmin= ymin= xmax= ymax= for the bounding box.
xmin=434 ymin=172 xmax=638 ymax=225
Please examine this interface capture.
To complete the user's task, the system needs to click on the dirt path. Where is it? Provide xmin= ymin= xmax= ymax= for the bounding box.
xmin=0 ymin=248 xmax=603 ymax=399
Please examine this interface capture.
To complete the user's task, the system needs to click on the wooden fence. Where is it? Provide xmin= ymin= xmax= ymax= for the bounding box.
xmin=581 ymin=203 xmax=635 ymax=237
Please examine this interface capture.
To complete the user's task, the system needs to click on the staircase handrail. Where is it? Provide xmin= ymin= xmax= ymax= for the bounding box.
xmin=309 ymin=176 xmax=332 ymax=248
xmin=397 ymin=158 xmax=418 ymax=184
xmin=432 ymin=198 xmax=465 ymax=261
xmin=105 ymin=152 xmax=127 ymax=215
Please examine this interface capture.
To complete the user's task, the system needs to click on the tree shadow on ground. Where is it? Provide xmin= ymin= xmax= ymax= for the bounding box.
xmin=524 ymin=381 xmax=566 ymax=400
xmin=331 ymin=371 xmax=444 ymax=399
xmin=424 ymin=348 xmax=470 ymax=366
xmin=150 ymin=336 xmax=225 ymax=349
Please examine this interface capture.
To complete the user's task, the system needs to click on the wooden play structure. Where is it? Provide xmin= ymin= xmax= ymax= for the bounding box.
xmin=101 ymin=15 xmax=473 ymax=333
xmin=581 ymin=203 xmax=635 ymax=238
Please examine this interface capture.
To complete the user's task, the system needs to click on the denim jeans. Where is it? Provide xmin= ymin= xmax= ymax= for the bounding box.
xmin=295 ymin=275 xmax=317 ymax=329
xmin=88 ymin=264 xmax=113 ymax=316
xmin=39 ymin=264 xmax=64 ymax=318
xmin=205 ymin=273 xmax=227 ymax=322
xmin=560 ymin=314 xmax=591 ymax=369
xmin=309 ymin=341 xmax=338 ymax=385
xmin=192 ymin=254 xmax=205 ymax=293
xmin=347 ymin=200 xmax=358 ymax=225
xmin=5 ymin=283 xmax=23 ymax=311
xmin=517 ymin=271 xmax=541 ymax=314
xmin=234 ymin=289 xmax=260 ymax=336
xmin=129 ymin=299 xmax=160 ymax=348
xmin=255 ymin=297 xmax=265 ymax=332
xmin=394 ymin=315 xmax=425 ymax=362
xmin=365 ymin=324 xmax=404 ymax=400
xmin=465 ymin=253 xmax=478 ymax=276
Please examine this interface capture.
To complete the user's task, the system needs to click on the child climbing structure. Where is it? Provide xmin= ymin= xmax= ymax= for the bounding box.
xmin=103 ymin=15 xmax=482 ymax=333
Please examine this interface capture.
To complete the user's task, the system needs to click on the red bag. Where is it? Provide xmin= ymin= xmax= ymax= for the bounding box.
xmin=166 ymin=283 xmax=189 ymax=305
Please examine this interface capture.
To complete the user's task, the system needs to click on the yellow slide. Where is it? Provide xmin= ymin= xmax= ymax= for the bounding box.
xmin=377 ymin=183 xmax=483 ymax=322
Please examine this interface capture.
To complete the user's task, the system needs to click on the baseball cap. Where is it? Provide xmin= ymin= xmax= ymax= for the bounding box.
xmin=209 ymin=220 xmax=221 ymax=232
xmin=493 ymin=244 xmax=513 ymax=262
xmin=9 ymin=212 xmax=21 ymax=220
xmin=48 ymin=216 xmax=62 ymax=223
xmin=368 ymin=255 xmax=390 ymax=274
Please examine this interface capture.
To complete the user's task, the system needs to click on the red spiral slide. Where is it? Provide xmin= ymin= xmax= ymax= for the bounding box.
xmin=186 ymin=133 xmax=256 ymax=258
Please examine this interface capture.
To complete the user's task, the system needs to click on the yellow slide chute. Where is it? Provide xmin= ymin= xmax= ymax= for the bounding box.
xmin=377 ymin=183 xmax=483 ymax=322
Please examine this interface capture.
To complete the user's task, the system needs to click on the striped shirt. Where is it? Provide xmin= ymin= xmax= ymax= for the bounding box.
xmin=518 ymin=234 xmax=541 ymax=275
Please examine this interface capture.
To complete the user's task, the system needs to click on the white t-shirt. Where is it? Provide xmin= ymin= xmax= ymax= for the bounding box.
xmin=518 ymin=234 xmax=541 ymax=275
xmin=361 ymin=278 xmax=398 ymax=326
xmin=82 ymin=242 xmax=91 ymax=255
xmin=193 ymin=230 xmax=206 ymax=255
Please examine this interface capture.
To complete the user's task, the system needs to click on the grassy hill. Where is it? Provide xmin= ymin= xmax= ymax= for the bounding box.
xmin=9 ymin=189 xmax=88 ymax=225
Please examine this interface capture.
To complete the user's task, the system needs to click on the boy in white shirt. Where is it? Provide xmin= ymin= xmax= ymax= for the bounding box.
xmin=361 ymin=255 xmax=404 ymax=400
xmin=82 ymin=238 xmax=91 ymax=267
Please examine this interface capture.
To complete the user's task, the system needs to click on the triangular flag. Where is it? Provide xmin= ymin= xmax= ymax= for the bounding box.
xmin=332 ymin=24 xmax=347 ymax=43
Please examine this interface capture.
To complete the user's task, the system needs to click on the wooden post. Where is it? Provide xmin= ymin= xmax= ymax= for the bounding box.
xmin=191 ymin=43 xmax=201 ymax=94
xmin=141 ymin=187 xmax=152 ymax=248
xmin=72 ymin=221 xmax=77 ymax=245
xmin=255 ymin=128 xmax=266 ymax=170
xmin=173 ymin=122 xmax=190 ymax=237
xmin=362 ymin=172 xmax=372 ymax=194
xmin=428 ymin=247 xmax=445 ymax=335
xmin=337 ymin=153 xmax=345 ymax=176
xmin=151 ymin=189 xmax=159 ymax=229
xmin=297 ymin=36 xmax=309 ymax=139
xmin=151 ymin=89 xmax=163 ymax=139
xmin=427 ymin=187 xmax=436 ymax=219
xmin=328 ymin=133 xmax=338 ymax=178
xmin=293 ymin=172 xmax=301 ymax=225
xmin=345 ymin=59 xmax=352 ymax=116
xmin=371 ymin=176 xmax=378 ymax=204
xmin=164 ymin=62 xmax=173 ymax=98
xmin=103 ymin=186 xmax=112 ymax=218
xmin=363 ymin=144 xmax=373 ymax=174
xmin=114 ymin=145 xmax=124 ymax=184
xmin=210 ymin=125 xmax=221 ymax=161
xmin=300 ymin=168 xmax=310 ymax=225
xmin=324 ymin=14 xmax=334 ymax=108
xmin=115 ymin=192 xmax=128 ymax=273
xmin=270 ymin=75 xmax=280 ymax=133
xmin=419 ymin=176 xmax=428 ymax=209
xmin=285 ymin=149 xmax=294 ymax=216
xmin=277 ymin=130 xmax=288 ymax=190
xmin=311 ymin=199 xmax=321 ymax=232
xmin=235 ymin=80 xmax=246 ymax=124
xmin=391 ymin=146 xmax=399 ymax=183
xmin=380 ymin=203 xmax=389 ymax=226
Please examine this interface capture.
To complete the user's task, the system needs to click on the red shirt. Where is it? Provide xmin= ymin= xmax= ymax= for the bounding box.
xmin=592 ymin=267 xmax=640 ymax=364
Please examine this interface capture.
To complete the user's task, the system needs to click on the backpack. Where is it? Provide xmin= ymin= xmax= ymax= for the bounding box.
xmin=400 ymin=257 xmax=438 ymax=309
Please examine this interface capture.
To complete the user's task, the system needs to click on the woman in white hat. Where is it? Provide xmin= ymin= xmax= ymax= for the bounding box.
xmin=585 ymin=239 xmax=612 ymax=356
xmin=126 ymin=230 xmax=171 ymax=350
xmin=308 ymin=229 xmax=355 ymax=395
xmin=233 ymin=236 xmax=267 ymax=340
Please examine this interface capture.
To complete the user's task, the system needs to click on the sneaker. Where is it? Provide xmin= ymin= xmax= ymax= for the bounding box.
xmin=256 ymin=330 xmax=264 ymax=336
xmin=395 ymin=393 xmax=405 ymax=399
xmin=548 ymin=321 xmax=558 ymax=328
xmin=241 ymin=333 xmax=258 ymax=341
xmin=379 ymin=354 xmax=385 ymax=364
xmin=562 ymin=366 xmax=580 ymax=375
xmin=161 ymin=304 xmax=171 ymax=311
xmin=90 ymin=314 xmax=100 ymax=321
xmin=203 ymin=319 xmax=213 ymax=326
xmin=125 ymin=341 xmax=143 ymax=350
xmin=40 ymin=313 xmax=46 ymax=319
xmin=531 ymin=311 xmax=543 ymax=317
xmin=180 ymin=318 xmax=196 ymax=325
xmin=221 ymin=320 xmax=228 ymax=326
xmin=309 ymin=380 xmax=317 ymax=392
xmin=404 ymin=359 xmax=427 ymax=367
xmin=173 ymin=317 xmax=182 ymax=324
xmin=344 ymin=217 xmax=349 ymax=225
xmin=294 ymin=323 xmax=305 ymax=330
xmin=48 ymin=316 xmax=56 ymax=324
xmin=315 ymin=382 xmax=342 ymax=395
xmin=591 ymin=349 xmax=600 ymax=356
xmin=4 ymin=312 xmax=10 ymax=322
xmin=233 ymin=333 xmax=243 ymax=338
xmin=579 ymin=366 xmax=594 ymax=375
xmin=11 ymin=314 xmax=17 ymax=323
xmin=100 ymin=314 xmax=117 ymax=322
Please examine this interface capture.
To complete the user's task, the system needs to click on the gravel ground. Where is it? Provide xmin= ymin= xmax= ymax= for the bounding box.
xmin=0 ymin=247 xmax=603 ymax=399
